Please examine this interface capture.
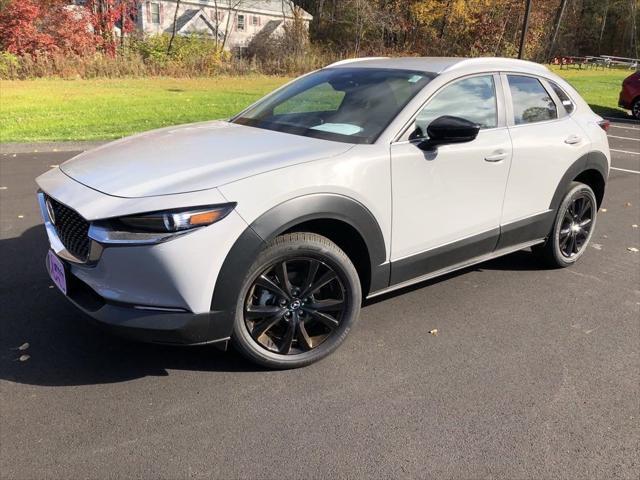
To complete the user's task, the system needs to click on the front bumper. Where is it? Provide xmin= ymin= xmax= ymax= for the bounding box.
xmin=36 ymin=170 xmax=252 ymax=345
xmin=49 ymin=259 xmax=231 ymax=346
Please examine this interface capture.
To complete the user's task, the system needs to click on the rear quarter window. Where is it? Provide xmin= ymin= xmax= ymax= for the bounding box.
xmin=548 ymin=81 xmax=575 ymax=114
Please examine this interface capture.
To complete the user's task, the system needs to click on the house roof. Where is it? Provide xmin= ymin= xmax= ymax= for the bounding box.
xmin=167 ymin=8 xmax=222 ymax=38
xmin=175 ymin=0 xmax=312 ymax=20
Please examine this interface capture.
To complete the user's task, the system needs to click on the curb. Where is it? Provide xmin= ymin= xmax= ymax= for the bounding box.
xmin=0 ymin=141 xmax=109 ymax=155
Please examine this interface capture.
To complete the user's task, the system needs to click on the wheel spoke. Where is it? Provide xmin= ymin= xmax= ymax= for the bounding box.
xmin=560 ymin=232 xmax=571 ymax=248
xmin=568 ymin=234 xmax=577 ymax=255
xmin=579 ymin=218 xmax=592 ymax=228
xmin=297 ymin=321 xmax=313 ymax=350
xmin=563 ymin=210 xmax=573 ymax=223
xmin=302 ymin=260 xmax=320 ymax=293
xmin=303 ymin=270 xmax=337 ymax=297
xmin=279 ymin=313 xmax=297 ymax=354
xmin=307 ymin=309 xmax=340 ymax=329
xmin=245 ymin=304 xmax=285 ymax=319
xmin=255 ymin=274 xmax=290 ymax=300
xmin=307 ymin=298 xmax=344 ymax=311
xmin=577 ymin=198 xmax=591 ymax=219
xmin=275 ymin=261 xmax=293 ymax=296
xmin=252 ymin=312 xmax=285 ymax=338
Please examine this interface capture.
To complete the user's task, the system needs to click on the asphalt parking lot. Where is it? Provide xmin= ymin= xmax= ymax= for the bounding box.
xmin=1 ymin=121 xmax=639 ymax=479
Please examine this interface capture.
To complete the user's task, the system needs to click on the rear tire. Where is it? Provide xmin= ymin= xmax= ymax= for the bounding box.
xmin=632 ymin=99 xmax=640 ymax=120
xmin=232 ymin=232 xmax=361 ymax=369
xmin=533 ymin=182 xmax=597 ymax=268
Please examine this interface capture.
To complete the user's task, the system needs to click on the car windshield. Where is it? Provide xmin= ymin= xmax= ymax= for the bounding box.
xmin=232 ymin=68 xmax=434 ymax=144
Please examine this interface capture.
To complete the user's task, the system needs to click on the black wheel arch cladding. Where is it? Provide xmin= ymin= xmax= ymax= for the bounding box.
xmin=210 ymin=194 xmax=388 ymax=334
xmin=550 ymin=151 xmax=608 ymax=210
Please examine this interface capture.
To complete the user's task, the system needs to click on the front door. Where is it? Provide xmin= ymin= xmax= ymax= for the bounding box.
xmin=390 ymin=74 xmax=512 ymax=285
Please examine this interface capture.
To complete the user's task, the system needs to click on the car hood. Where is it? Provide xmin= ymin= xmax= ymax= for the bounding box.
xmin=60 ymin=121 xmax=354 ymax=198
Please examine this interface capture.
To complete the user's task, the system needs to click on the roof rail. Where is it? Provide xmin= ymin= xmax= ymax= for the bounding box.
xmin=441 ymin=57 xmax=550 ymax=74
xmin=326 ymin=57 xmax=389 ymax=67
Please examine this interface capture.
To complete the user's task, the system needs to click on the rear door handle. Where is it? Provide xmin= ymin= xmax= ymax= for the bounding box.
xmin=484 ymin=150 xmax=508 ymax=162
xmin=564 ymin=134 xmax=583 ymax=145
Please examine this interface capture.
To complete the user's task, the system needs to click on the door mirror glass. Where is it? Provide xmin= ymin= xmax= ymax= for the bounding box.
xmin=418 ymin=115 xmax=480 ymax=150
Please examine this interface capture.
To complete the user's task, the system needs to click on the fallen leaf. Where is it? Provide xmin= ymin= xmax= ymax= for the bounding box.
xmin=628 ymin=247 xmax=639 ymax=253
xmin=602 ymin=235 xmax=608 ymax=239
xmin=632 ymin=225 xmax=638 ymax=229
xmin=624 ymin=202 xmax=632 ymax=207
xmin=49 ymin=164 xmax=59 ymax=168
xmin=17 ymin=215 xmax=24 ymax=219
xmin=591 ymin=243 xmax=603 ymax=250
xmin=19 ymin=355 xmax=30 ymax=362
xmin=18 ymin=342 xmax=29 ymax=351
xmin=600 ymin=208 xmax=607 ymax=212
xmin=0 ymin=186 xmax=7 ymax=190
xmin=11 ymin=154 xmax=16 ymax=158
xmin=429 ymin=329 xmax=438 ymax=336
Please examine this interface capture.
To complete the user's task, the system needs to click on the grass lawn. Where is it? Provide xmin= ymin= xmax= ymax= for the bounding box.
xmin=549 ymin=65 xmax=632 ymax=118
xmin=0 ymin=67 xmax=633 ymax=143
xmin=0 ymin=76 xmax=291 ymax=143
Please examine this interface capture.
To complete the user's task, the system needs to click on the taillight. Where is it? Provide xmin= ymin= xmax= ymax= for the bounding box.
xmin=598 ymin=119 xmax=610 ymax=132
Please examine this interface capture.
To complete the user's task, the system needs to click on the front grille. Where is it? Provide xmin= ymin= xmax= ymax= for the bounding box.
xmin=47 ymin=197 xmax=91 ymax=261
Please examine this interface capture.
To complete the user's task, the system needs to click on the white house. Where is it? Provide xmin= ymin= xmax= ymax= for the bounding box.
xmin=138 ymin=0 xmax=312 ymax=50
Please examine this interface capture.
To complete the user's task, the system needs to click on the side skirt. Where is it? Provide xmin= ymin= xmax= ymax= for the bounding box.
xmin=367 ymin=238 xmax=545 ymax=299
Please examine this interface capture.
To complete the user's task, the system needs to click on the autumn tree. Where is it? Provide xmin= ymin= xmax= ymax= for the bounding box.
xmin=0 ymin=0 xmax=95 ymax=55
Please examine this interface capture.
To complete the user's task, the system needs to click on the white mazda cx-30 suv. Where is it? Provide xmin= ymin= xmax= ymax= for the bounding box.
xmin=37 ymin=57 xmax=610 ymax=368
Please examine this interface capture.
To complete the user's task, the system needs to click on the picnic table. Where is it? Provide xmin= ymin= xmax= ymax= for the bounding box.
xmin=552 ymin=55 xmax=639 ymax=70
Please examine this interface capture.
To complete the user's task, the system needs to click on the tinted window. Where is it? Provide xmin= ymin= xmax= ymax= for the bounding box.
xmin=549 ymin=81 xmax=575 ymax=114
xmin=233 ymin=68 xmax=433 ymax=144
xmin=414 ymin=75 xmax=497 ymax=137
xmin=508 ymin=75 xmax=557 ymax=125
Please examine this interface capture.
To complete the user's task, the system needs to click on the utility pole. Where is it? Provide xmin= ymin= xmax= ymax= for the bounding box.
xmin=518 ymin=0 xmax=533 ymax=59
xmin=548 ymin=0 xmax=568 ymax=61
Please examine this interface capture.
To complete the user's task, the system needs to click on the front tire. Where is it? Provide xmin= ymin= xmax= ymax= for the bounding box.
xmin=533 ymin=181 xmax=598 ymax=268
xmin=232 ymin=232 xmax=361 ymax=369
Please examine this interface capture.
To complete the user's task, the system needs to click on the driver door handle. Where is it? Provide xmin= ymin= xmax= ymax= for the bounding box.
xmin=484 ymin=150 xmax=508 ymax=162
xmin=564 ymin=134 xmax=583 ymax=145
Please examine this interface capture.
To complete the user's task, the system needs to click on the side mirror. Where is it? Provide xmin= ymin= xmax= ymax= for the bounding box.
xmin=418 ymin=115 xmax=480 ymax=150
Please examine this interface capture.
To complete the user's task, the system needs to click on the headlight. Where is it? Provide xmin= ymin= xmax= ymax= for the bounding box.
xmin=116 ymin=205 xmax=235 ymax=233
xmin=88 ymin=203 xmax=236 ymax=245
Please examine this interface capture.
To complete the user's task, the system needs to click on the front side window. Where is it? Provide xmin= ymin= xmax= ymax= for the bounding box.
xmin=233 ymin=68 xmax=433 ymax=144
xmin=508 ymin=75 xmax=557 ymax=125
xmin=413 ymin=75 xmax=498 ymax=138
xmin=548 ymin=80 xmax=575 ymax=114
xmin=150 ymin=2 xmax=160 ymax=24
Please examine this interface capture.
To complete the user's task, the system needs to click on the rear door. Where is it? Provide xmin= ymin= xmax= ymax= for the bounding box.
xmin=500 ymin=74 xmax=592 ymax=235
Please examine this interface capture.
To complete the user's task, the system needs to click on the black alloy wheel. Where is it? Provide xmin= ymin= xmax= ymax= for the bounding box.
xmin=533 ymin=181 xmax=598 ymax=268
xmin=558 ymin=193 xmax=595 ymax=259
xmin=232 ymin=232 xmax=361 ymax=369
xmin=244 ymin=257 xmax=347 ymax=355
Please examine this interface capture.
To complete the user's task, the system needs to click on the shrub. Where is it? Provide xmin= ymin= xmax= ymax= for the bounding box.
xmin=0 ymin=52 xmax=19 ymax=78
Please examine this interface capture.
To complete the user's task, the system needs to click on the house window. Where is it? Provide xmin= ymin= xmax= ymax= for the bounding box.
xmin=237 ymin=14 xmax=245 ymax=31
xmin=150 ymin=2 xmax=160 ymax=24
xmin=252 ymin=15 xmax=259 ymax=27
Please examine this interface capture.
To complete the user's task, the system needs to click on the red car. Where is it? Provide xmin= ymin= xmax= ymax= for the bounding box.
xmin=619 ymin=70 xmax=640 ymax=120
